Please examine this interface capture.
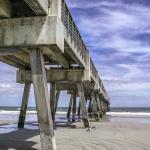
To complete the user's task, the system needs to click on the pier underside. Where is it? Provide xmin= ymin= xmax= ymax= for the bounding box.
xmin=0 ymin=0 xmax=110 ymax=149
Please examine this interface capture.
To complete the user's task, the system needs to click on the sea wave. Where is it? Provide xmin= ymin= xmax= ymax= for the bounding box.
xmin=107 ymin=112 xmax=150 ymax=117
xmin=0 ymin=110 xmax=150 ymax=117
xmin=0 ymin=110 xmax=67 ymax=115
xmin=0 ymin=110 xmax=37 ymax=114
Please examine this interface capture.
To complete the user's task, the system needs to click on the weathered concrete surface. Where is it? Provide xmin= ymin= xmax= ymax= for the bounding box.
xmin=17 ymin=69 xmax=87 ymax=83
xmin=72 ymin=91 xmax=77 ymax=122
xmin=50 ymin=0 xmax=62 ymax=18
xmin=0 ymin=16 xmax=64 ymax=52
xmin=30 ymin=49 xmax=56 ymax=150
xmin=67 ymin=94 xmax=73 ymax=121
xmin=77 ymin=83 xmax=90 ymax=128
xmin=18 ymin=83 xmax=31 ymax=128
xmin=64 ymin=31 xmax=86 ymax=68
xmin=56 ymin=82 xmax=95 ymax=91
xmin=50 ymin=82 xmax=57 ymax=122
xmin=0 ymin=0 xmax=11 ymax=18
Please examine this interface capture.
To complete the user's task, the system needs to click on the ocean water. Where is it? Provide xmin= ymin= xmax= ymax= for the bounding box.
xmin=108 ymin=107 xmax=150 ymax=124
xmin=0 ymin=107 xmax=150 ymax=120
xmin=0 ymin=106 xmax=150 ymax=134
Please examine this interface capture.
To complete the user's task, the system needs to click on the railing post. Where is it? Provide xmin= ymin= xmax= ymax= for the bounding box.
xmin=67 ymin=11 xmax=70 ymax=37
xmin=49 ymin=0 xmax=62 ymax=19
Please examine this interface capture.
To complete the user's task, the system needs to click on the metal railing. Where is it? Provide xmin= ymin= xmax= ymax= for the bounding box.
xmin=61 ymin=0 xmax=102 ymax=86
xmin=61 ymin=0 xmax=87 ymax=64
xmin=90 ymin=58 xmax=98 ymax=80
xmin=102 ymin=84 xmax=109 ymax=100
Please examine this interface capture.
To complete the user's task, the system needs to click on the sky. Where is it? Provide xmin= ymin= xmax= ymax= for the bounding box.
xmin=0 ymin=0 xmax=150 ymax=107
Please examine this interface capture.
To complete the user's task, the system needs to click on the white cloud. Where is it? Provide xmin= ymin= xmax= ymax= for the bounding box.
xmin=0 ymin=84 xmax=11 ymax=88
xmin=68 ymin=0 xmax=150 ymax=53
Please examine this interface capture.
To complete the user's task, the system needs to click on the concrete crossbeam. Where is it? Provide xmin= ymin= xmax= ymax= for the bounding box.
xmin=17 ymin=69 xmax=89 ymax=83
xmin=57 ymin=82 xmax=95 ymax=91
xmin=0 ymin=16 xmax=64 ymax=53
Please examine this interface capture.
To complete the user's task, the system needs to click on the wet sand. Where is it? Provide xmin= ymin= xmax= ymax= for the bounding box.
xmin=0 ymin=117 xmax=150 ymax=150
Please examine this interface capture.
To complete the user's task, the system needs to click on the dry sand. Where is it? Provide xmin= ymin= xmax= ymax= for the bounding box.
xmin=0 ymin=118 xmax=150 ymax=150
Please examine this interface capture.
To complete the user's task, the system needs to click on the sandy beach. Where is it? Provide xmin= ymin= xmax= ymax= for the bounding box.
xmin=0 ymin=115 xmax=150 ymax=150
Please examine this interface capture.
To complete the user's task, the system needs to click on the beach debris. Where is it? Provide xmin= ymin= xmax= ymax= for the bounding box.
xmin=86 ymin=127 xmax=92 ymax=132
xmin=86 ymin=125 xmax=98 ymax=132
xmin=91 ymin=125 xmax=98 ymax=129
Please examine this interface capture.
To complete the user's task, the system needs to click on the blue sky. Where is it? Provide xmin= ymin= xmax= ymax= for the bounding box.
xmin=0 ymin=0 xmax=150 ymax=107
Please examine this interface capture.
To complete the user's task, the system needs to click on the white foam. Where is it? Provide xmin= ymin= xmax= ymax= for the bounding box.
xmin=0 ymin=110 xmax=67 ymax=115
xmin=0 ymin=110 xmax=37 ymax=115
xmin=107 ymin=112 xmax=150 ymax=117
xmin=56 ymin=111 xmax=67 ymax=115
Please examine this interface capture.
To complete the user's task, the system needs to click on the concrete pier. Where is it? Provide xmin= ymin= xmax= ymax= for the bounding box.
xmin=0 ymin=0 xmax=110 ymax=149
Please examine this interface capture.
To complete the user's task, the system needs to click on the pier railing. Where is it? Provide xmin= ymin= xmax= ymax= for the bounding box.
xmin=60 ymin=0 xmax=109 ymax=100
xmin=90 ymin=58 xmax=98 ymax=80
xmin=61 ymin=0 xmax=99 ymax=80
xmin=61 ymin=0 xmax=87 ymax=64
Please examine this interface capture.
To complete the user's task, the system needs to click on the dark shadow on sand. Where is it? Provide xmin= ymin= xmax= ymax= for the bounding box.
xmin=0 ymin=118 xmax=86 ymax=150
xmin=0 ymin=123 xmax=39 ymax=150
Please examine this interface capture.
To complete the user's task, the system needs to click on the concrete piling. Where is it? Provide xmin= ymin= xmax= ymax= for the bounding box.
xmin=18 ymin=83 xmax=31 ymax=128
xmin=30 ymin=49 xmax=56 ymax=150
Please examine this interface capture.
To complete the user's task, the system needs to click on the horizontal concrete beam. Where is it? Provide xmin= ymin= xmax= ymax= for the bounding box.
xmin=0 ymin=16 xmax=64 ymax=53
xmin=0 ymin=0 xmax=11 ymax=18
xmin=17 ymin=69 xmax=87 ymax=83
xmin=24 ymin=0 xmax=49 ymax=15
xmin=56 ymin=82 xmax=95 ymax=91
xmin=57 ymin=83 xmax=77 ymax=91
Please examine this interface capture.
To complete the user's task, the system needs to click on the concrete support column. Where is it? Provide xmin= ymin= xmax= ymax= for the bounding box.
xmin=100 ymin=99 xmax=106 ymax=115
xmin=50 ymin=82 xmax=57 ymax=123
xmin=77 ymin=83 xmax=90 ymax=128
xmin=103 ymin=102 xmax=106 ymax=114
xmin=92 ymin=92 xmax=99 ymax=121
xmin=67 ymin=94 xmax=73 ymax=121
xmin=104 ymin=102 xmax=108 ymax=113
xmin=30 ymin=49 xmax=56 ymax=150
xmin=88 ymin=99 xmax=92 ymax=117
xmin=18 ymin=83 xmax=31 ymax=128
xmin=55 ymin=90 xmax=60 ymax=113
xmin=77 ymin=102 xmax=81 ymax=118
xmin=72 ymin=91 xmax=76 ymax=122
xmin=96 ymin=94 xmax=103 ymax=118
